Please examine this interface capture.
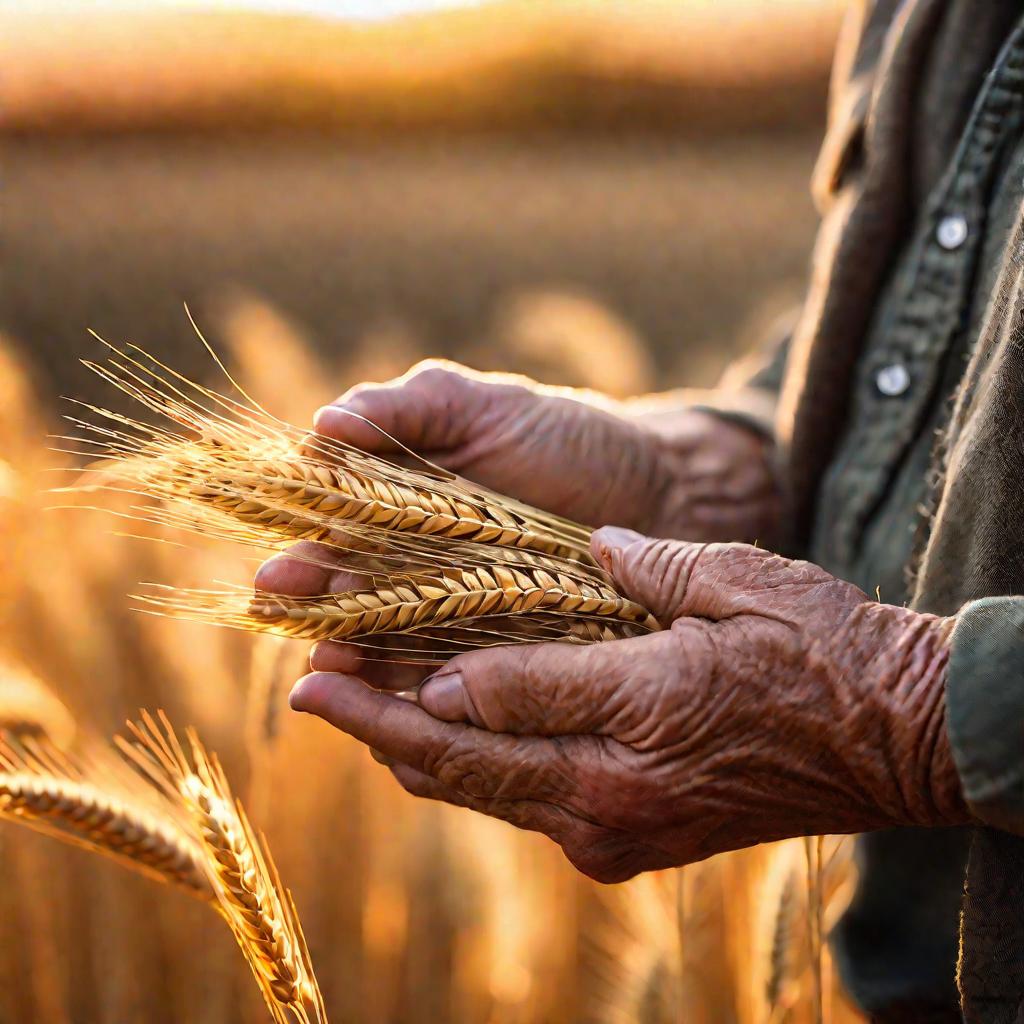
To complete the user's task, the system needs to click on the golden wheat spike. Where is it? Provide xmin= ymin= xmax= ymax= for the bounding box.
xmin=0 ymin=732 xmax=209 ymax=900
xmin=138 ymin=560 xmax=657 ymax=647
xmin=120 ymin=711 xmax=328 ymax=1024
xmin=179 ymin=456 xmax=591 ymax=560
xmin=74 ymin=346 xmax=595 ymax=563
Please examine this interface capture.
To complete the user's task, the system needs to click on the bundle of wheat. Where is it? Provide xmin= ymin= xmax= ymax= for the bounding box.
xmin=119 ymin=710 xmax=328 ymax=1024
xmin=63 ymin=337 xmax=657 ymax=659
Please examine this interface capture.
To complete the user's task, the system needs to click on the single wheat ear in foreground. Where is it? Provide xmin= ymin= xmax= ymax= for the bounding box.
xmin=0 ymin=731 xmax=209 ymax=900
xmin=66 ymin=340 xmax=659 ymax=660
xmin=119 ymin=711 xmax=328 ymax=1024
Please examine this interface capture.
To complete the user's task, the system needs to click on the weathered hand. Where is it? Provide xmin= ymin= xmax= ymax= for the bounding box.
xmin=289 ymin=529 xmax=970 ymax=883
xmin=309 ymin=360 xmax=778 ymax=542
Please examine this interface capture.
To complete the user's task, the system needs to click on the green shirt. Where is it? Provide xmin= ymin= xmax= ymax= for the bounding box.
xmin=810 ymin=74 xmax=1024 ymax=1022
xmin=702 ymin=5 xmax=1024 ymax=1019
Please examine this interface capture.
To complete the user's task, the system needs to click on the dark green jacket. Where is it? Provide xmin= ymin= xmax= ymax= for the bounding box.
xmin=710 ymin=3 xmax=1024 ymax=1020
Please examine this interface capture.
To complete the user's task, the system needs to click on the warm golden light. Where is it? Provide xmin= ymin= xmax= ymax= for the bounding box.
xmin=3 ymin=0 xmax=491 ymax=18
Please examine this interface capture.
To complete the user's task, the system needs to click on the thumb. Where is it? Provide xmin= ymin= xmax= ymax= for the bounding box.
xmin=590 ymin=527 xmax=705 ymax=624
xmin=312 ymin=362 xmax=477 ymax=454
xmin=591 ymin=527 xmax=787 ymax=624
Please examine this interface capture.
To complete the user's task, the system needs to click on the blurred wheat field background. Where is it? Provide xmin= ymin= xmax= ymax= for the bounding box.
xmin=0 ymin=321 xmax=863 ymax=1024
xmin=0 ymin=1 xmax=868 ymax=1021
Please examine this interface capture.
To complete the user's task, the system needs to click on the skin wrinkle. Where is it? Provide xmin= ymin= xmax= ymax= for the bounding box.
xmin=652 ymin=418 xmax=781 ymax=546
xmin=426 ymin=537 xmax=958 ymax=876
xmin=391 ymin=763 xmax=574 ymax=839
xmin=827 ymin=602 xmax=963 ymax=825
xmin=272 ymin=361 xmax=974 ymax=883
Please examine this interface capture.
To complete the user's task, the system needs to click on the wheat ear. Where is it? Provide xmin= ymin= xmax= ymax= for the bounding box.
xmin=119 ymin=711 xmax=328 ymax=1024
xmin=141 ymin=560 xmax=657 ymax=647
xmin=182 ymin=456 xmax=591 ymax=560
xmin=0 ymin=733 xmax=209 ymax=900
xmin=69 ymin=343 xmax=594 ymax=563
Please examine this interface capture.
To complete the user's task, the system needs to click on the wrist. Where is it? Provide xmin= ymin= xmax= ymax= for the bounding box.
xmin=832 ymin=604 xmax=972 ymax=829
xmin=639 ymin=409 xmax=782 ymax=545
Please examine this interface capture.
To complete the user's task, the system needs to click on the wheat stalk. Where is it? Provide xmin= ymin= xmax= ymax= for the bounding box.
xmin=0 ymin=732 xmax=209 ymax=900
xmin=119 ymin=711 xmax=328 ymax=1024
xmin=804 ymin=835 xmax=825 ymax=1024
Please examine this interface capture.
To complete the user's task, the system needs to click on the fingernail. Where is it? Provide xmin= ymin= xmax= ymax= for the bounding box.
xmin=393 ymin=689 xmax=420 ymax=704
xmin=370 ymin=748 xmax=395 ymax=768
xmin=312 ymin=405 xmax=344 ymax=432
xmin=593 ymin=526 xmax=643 ymax=568
xmin=417 ymin=672 xmax=465 ymax=721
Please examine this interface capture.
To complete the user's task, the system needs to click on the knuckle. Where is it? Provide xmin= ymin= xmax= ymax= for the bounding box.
xmin=429 ymin=735 xmax=492 ymax=794
xmin=407 ymin=360 xmax=463 ymax=390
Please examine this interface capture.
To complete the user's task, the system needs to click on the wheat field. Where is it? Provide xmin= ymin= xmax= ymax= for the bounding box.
xmin=0 ymin=0 xmax=877 ymax=1016
xmin=0 ymin=305 xmax=869 ymax=1023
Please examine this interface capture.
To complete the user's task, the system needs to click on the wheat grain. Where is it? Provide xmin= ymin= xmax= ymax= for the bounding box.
xmin=120 ymin=711 xmax=328 ymax=1024
xmin=0 ymin=734 xmax=209 ymax=899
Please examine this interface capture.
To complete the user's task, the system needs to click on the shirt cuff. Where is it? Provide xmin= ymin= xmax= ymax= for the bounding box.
xmin=686 ymin=387 xmax=779 ymax=442
xmin=948 ymin=597 xmax=1024 ymax=834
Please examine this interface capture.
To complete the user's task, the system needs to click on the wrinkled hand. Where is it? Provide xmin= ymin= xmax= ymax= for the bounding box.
xmin=309 ymin=360 xmax=778 ymax=543
xmin=289 ymin=528 xmax=970 ymax=883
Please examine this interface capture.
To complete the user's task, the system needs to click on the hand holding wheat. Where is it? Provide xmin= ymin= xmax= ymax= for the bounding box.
xmin=312 ymin=359 xmax=781 ymax=546
xmin=292 ymin=528 xmax=970 ymax=882
xmin=258 ymin=358 xmax=780 ymax=691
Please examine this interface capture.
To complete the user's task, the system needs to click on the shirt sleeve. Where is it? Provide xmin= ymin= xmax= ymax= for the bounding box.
xmin=948 ymin=596 xmax=1024 ymax=834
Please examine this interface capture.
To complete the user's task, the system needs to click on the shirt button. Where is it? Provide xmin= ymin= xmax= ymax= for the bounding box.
xmin=937 ymin=214 xmax=968 ymax=250
xmin=876 ymin=363 xmax=911 ymax=397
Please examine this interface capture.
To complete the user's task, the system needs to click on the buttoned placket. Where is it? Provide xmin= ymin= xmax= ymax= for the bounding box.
xmin=820 ymin=28 xmax=1024 ymax=568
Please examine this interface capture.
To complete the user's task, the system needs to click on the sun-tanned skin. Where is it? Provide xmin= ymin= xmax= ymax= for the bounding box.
xmin=257 ymin=362 xmax=972 ymax=881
